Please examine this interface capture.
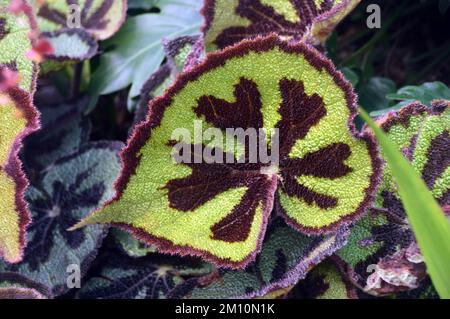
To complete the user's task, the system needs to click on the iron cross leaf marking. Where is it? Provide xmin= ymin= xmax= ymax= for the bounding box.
xmin=74 ymin=36 xmax=381 ymax=269
xmin=202 ymin=0 xmax=361 ymax=51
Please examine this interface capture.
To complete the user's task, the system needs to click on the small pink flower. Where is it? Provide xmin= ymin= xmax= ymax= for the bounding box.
xmin=0 ymin=68 xmax=20 ymax=92
xmin=26 ymin=38 xmax=54 ymax=63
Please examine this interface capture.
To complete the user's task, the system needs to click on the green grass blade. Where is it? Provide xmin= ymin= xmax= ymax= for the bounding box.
xmin=360 ymin=108 xmax=450 ymax=299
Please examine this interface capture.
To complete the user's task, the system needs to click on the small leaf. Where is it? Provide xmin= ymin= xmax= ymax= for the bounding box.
xmin=168 ymin=220 xmax=349 ymax=298
xmin=202 ymin=0 xmax=361 ymax=51
xmin=42 ymin=29 xmax=98 ymax=62
xmin=30 ymin=0 xmax=127 ymax=40
xmin=79 ymin=253 xmax=212 ymax=299
xmin=74 ymin=35 xmax=380 ymax=269
xmin=0 ymin=142 xmax=123 ymax=296
xmin=359 ymin=102 xmax=450 ymax=299
xmin=0 ymin=87 xmax=39 ymax=263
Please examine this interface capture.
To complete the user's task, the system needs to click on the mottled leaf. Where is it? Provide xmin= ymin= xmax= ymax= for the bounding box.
xmin=74 ymin=36 xmax=380 ymax=269
xmin=31 ymin=0 xmax=127 ymax=40
xmin=23 ymin=92 xmax=91 ymax=172
xmin=202 ymin=0 xmax=360 ymax=51
xmin=336 ymin=101 xmax=449 ymax=296
xmin=0 ymin=0 xmax=38 ymax=93
xmin=0 ymin=142 xmax=123 ymax=296
xmin=0 ymin=87 xmax=39 ymax=263
xmin=168 ymin=219 xmax=349 ymax=298
xmin=79 ymin=253 xmax=212 ymax=299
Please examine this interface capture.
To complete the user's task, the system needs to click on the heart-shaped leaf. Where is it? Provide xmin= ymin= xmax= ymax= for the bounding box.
xmin=74 ymin=36 xmax=381 ymax=269
xmin=202 ymin=0 xmax=361 ymax=51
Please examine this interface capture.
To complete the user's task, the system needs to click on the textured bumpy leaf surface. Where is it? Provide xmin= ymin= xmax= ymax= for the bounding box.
xmin=88 ymin=0 xmax=203 ymax=108
xmin=0 ymin=142 xmax=122 ymax=296
xmin=31 ymin=0 xmax=127 ymax=40
xmin=202 ymin=0 xmax=360 ymax=51
xmin=169 ymin=219 xmax=349 ymax=298
xmin=79 ymin=253 xmax=212 ymax=299
xmin=0 ymin=88 xmax=39 ymax=263
xmin=75 ymin=36 xmax=380 ymax=269
xmin=163 ymin=35 xmax=201 ymax=75
xmin=0 ymin=0 xmax=38 ymax=93
xmin=289 ymin=260 xmax=358 ymax=299
xmin=336 ymin=101 xmax=449 ymax=296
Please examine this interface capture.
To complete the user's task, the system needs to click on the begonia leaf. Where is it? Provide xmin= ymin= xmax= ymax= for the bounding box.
xmin=23 ymin=93 xmax=91 ymax=172
xmin=42 ymin=29 xmax=98 ymax=62
xmin=0 ymin=0 xmax=38 ymax=93
xmin=31 ymin=0 xmax=127 ymax=40
xmin=335 ymin=101 xmax=449 ymax=296
xmin=168 ymin=219 xmax=349 ymax=298
xmin=73 ymin=36 xmax=381 ymax=269
xmin=202 ymin=0 xmax=361 ymax=51
xmin=79 ymin=253 xmax=212 ymax=299
xmin=0 ymin=87 xmax=39 ymax=263
xmin=0 ymin=142 xmax=123 ymax=296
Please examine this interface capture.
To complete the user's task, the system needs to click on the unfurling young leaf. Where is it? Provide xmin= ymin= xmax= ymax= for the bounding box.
xmin=163 ymin=35 xmax=201 ymax=75
xmin=202 ymin=0 xmax=361 ymax=51
xmin=74 ymin=35 xmax=381 ymax=269
xmin=0 ymin=0 xmax=38 ymax=93
xmin=0 ymin=142 xmax=123 ymax=296
xmin=168 ymin=219 xmax=349 ymax=299
xmin=335 ymin=101 xmax=449 ymax=296
xmin=0 ymin=87 xmax=39 ymax=263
